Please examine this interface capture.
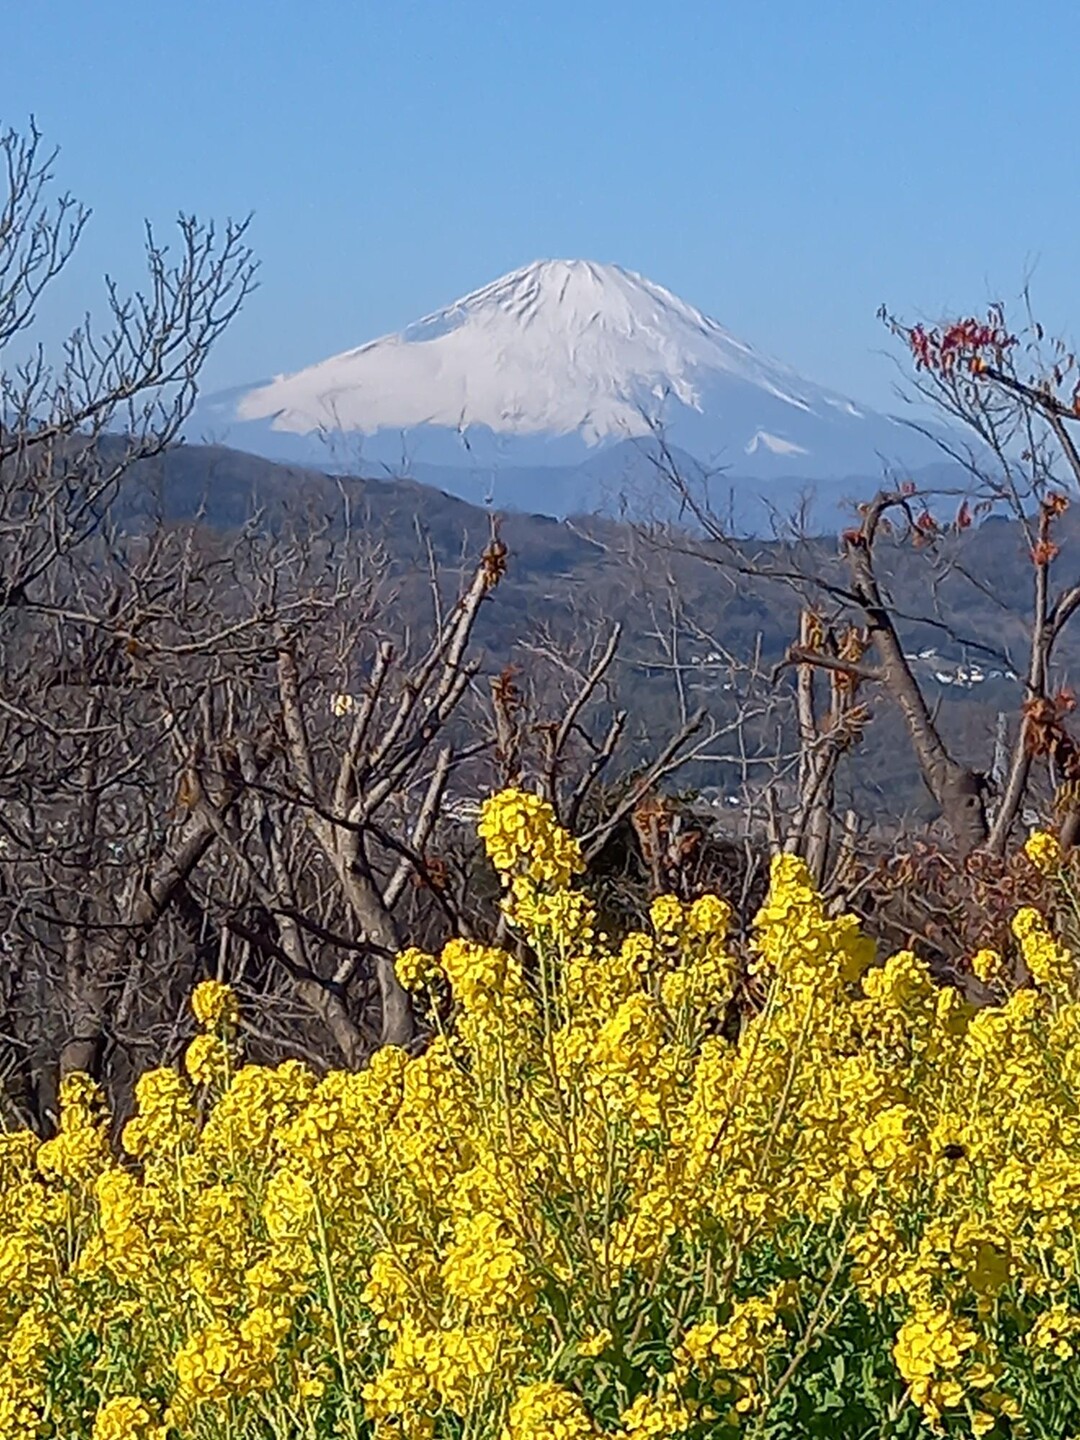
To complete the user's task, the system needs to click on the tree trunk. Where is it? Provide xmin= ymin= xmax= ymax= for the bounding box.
xmin=938 ymin=765 xmax=991 ymax=859
xmin=58 ymin=777 xmax=245 ymax=1080
xmin=847 ymin=522 xmax=989 ymax=855
xmin=793 ymin=612 xmax=835 ymax=887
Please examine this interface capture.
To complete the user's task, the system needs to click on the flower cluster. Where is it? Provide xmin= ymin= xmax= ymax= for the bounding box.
xmin=1024 ymin=828 xmax=1063 ymax=875
xmin=9 ymin=789 xmax=1080 ymax=1437
xmin=478 ymin=788 xmax=585 ymax=886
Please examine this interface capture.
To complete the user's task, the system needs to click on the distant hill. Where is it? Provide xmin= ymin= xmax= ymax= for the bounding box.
xmin=123 ymin=441 xmax=1066 ymax=826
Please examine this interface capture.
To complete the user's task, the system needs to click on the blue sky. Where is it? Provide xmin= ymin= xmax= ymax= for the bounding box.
xmin=5 ymin=0 xmax=1077 ymax=409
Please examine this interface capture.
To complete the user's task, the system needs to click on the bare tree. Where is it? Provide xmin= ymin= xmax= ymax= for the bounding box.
xmin=0 ymin=120 xmax=256 ymax=1121
xmin=881 ymin=306 xmax=1080 ymax=854
xmin=212 ymin=532 xmax=512 ymax=1054
xmin=0 ymin=122 xmax=257 ymax=611
xmin=640 ymin=298 xmax=1080 ymax=871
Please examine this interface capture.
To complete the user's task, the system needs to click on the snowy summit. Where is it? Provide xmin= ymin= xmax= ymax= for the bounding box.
xmin=195 ymin=260 xmax=946 ymax=498
xmin=235 ymin=259 xmax=858 ymax=445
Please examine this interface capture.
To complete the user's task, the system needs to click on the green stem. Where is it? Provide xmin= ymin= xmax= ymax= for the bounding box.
xmin=312 ymin=1188 xmax=361 ymax=1440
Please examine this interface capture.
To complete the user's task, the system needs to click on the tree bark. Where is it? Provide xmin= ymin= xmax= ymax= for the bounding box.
xmin=846 ymin=510 xmax=989 ymax=855
xmin=276 ymin=644 xmax=414 ymax=1049
xmin=58 ymin=805 xmax=225 ymax=1078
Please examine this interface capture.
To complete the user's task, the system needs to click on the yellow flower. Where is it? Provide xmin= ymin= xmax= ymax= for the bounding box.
xmin=92 ymin=1395 xmax=155 ymax=1440
xmin=16 ymin=790 xmax=1080 ymax=1438
xmin=1012 ymin=906 xmax=1075 ymax=996
xmin=441 ymin=1209 xmax=534 ymax=1317
xmin=650 ymin=894 xmax=685 ymax=938
xmin=577 ymin=1327 xmax=612 ymax=1357
xmin=478 ymin=789 xmax=585 ymax=886
xmin=396 ymin=946 xmax=439 ymax=991
xmin=183 ymin=1032 xmax=231 ymax=1087
xmin=617 ymin=1381 xmax=695 ymax=1438
xmin=190 ymin=978 xmax=239 ymax=1032
xmin=892 ymin=1303 xmax=979 ymax=1428
xmin=121 ymin=1066 xmax=197 ymax=1159
xmin=1025 ymin=829 xmax=1063 ymax=874
xmin=972 ymin=948 xmax=1003 ymax=985
xmin=500 ymin=1381 xmax=597 ymax=1440
xmin=1028 ymin=1305 xmax=1080 ymax=1363
xmin=174 ymin=1320 xmax=242 ymax=1402
xmin=675 ymin=1293 xmax=784 ymax=1414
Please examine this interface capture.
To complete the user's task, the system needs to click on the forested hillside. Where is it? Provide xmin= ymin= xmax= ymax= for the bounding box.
xmin=130 ymin=439 xmax=1067 ymax=823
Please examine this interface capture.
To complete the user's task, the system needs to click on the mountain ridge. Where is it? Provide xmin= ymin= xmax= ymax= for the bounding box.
xmin=122 ymin=438 xmax=1058 ymax=816
xmin=191 ymin=259 xmax=950 ymax=518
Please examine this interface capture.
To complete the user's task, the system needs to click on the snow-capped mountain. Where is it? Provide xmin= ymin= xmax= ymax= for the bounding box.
xmin=193 ymin=260 xmax=946 ymax=516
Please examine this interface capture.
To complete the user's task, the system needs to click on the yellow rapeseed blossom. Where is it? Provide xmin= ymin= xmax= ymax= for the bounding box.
xmin=500 ymin=1380 xmax=597 ymax=1440
xmin=91 ymin=1394 xmax=155 ymax=1440
xmin=10 ymin=795 xmax=1080 ymax=1437
xmin=616 ymin=1381 xmax=695 ymax=1438
xmin=1029 ymin=1303 xmax=1080 ymax=1363
xmin=1025 ymin=828 xmax=1063 ymax=873
xmin=675 ymin=1294 xmax=785 ymax=1415
xmin=396 ymin=945 xmax=439 ymax=992
xmin=183 ymin=1031 xmax=232 ymax=1087
xmin=576 ymin=1327 xmax=611 ymax=1357
xmin=174 ymin=1319 xmax=241 ymax=1403
xmin=478 ymin=788 xmax=584 ymax=886
xmin=121 ymin=1065 xmax=198 ymax=1159
xmin=892 ymin=1302 xmax=984 ymax=1429
xmin=190 ymin=977 xmax=239 ymax=1031
xmin=971 ymin=947 xmax=1003 ymax=985
xmin=36 ymin=1073 xmax=111 ymax=1185
xmin=1013 ymin=905 xmax=1076 ymax=997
